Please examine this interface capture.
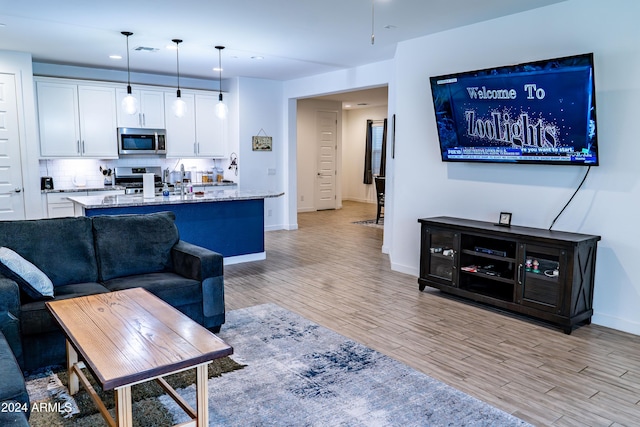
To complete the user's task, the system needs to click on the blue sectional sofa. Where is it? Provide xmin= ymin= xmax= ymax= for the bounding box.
xmin=0 ymin=329 xmax=29 ymax=425
xmin=0 ymin=211 xmax=225 ymax=372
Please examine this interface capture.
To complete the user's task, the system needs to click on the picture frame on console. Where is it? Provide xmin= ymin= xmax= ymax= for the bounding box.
xmin=497 ymin=212 xmax=512 ymax=227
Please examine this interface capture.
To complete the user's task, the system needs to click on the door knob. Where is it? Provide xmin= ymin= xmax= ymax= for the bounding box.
xmin=14 ymin=188 xmax=22 ymax=193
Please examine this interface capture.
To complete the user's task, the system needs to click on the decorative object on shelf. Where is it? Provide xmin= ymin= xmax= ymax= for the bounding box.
xmin=497 ymin=212 xmax=512 ymax=227
xmin=228 ymin=152 xmax=238 ymax=175
xmin=252 ymin=128 xmax=272 ymax=151
xmin=120 ymin=31 xmax=138 ymax=115
xmin=171 ymin=39 xmax=187 ymax=118
xmin=214 ymin=45 xmax=228 ymax=120
xmin=100 ymin=165 xmax=113 ymax=185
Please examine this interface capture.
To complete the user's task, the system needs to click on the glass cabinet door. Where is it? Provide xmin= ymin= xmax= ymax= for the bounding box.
xmin=420 ymin=227 xmax=458 ymax=286
xmin=518 ymin=244 xmax=567 ymax=313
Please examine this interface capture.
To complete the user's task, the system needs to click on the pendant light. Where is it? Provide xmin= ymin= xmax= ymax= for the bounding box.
xmin=214 ymin=46 xmax=228 ymax=120
xmin=121 ymin=31 xmax=139 ymax=115
xmin=172 ymin=39 xmax=187 ymax=118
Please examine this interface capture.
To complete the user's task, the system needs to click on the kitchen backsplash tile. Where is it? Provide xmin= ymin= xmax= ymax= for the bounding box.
xmin=40 ymin=157 xmax=231 ymax=190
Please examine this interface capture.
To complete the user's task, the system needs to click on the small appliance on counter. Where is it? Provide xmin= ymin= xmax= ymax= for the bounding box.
xmin=40 ymin=176 xmax=54 ymax=190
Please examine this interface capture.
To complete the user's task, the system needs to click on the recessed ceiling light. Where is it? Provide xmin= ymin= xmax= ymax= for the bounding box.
xmin=384 ymin=24 xmax=397 ymax=30
xmin=344 ymin=104 xmax=352 ymax=108
xmin=251 ymin=56 xmax=264 ymax=60
xmin=213 ymin=67 xmax=223 ymax=72
xmin=0 ymin=23 xmax=6 ymax=28
xmin=358 ymin=103 xmax=369 ymax=106
xmin=109 ymin=54 xmax=122 ymax=60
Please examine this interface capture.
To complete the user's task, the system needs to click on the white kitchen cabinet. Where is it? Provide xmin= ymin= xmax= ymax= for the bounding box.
xmin=46 ymin=193 xmax=75 ymax=218
xmin=36 ymin=79 xmax=118 ymax=158
xmin=46 ymin=189 xmax=124 ymax=218
xmin=195 ymin=93 xmax=226 ymax=157
xmin=116 ymin=88 xmax=166 ymax=128
xmin=165 ymin=90 xmax=226 ymax=158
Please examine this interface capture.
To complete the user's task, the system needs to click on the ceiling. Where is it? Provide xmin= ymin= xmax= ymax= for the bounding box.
xmin=1 ymin=0 xmax=565 ymax=83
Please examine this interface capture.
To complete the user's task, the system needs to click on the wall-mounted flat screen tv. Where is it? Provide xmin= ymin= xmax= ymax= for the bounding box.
xmin=429 ymin=53 xmax=598 ymax=165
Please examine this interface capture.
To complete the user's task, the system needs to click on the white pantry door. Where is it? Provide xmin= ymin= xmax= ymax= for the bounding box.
xmin=315 ymin=111 xmax=337 ymax=210
xmin=0 ymin=73 xmax=26 ymax=220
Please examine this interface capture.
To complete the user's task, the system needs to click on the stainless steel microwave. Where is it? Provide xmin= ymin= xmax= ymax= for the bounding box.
xmin=117 ymin=127 xmax=167 ymax=156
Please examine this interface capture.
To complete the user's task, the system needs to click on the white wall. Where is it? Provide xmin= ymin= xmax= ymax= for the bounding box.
xmin=342 ymin=106 xmax=388 ymax=204
xmin=236 ymin=77 xmax=286 ymax=230
xmin=390 ymin=0 xmax=640 ymax=334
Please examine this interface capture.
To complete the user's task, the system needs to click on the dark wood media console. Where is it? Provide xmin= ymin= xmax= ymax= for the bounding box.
xmin=418 ymin=216 xmax=600 ymax=333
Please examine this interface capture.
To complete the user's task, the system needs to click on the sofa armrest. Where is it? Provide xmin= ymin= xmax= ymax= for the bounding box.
xmin=171 ymin=241 xmax=225 ymax=324
xmin=171 ymin=240 xmax=223 ymax=281
xmin=0 ymin=277 xmax=24 ymax=369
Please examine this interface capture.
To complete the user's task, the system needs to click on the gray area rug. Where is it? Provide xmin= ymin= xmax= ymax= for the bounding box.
xmin=162 ymin=303 xmax=530 ymax=426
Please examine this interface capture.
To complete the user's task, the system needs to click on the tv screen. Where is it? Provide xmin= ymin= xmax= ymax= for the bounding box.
xmin=429 ymin=53 xmax=598 ymax=165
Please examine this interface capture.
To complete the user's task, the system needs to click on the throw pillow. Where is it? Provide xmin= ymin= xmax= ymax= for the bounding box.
xmin=0 ymin=247 xmax=54 ymax=300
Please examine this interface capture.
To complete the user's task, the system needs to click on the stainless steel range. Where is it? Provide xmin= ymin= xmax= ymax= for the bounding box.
xmin=114 ymin=166 xmax=172 ymax=195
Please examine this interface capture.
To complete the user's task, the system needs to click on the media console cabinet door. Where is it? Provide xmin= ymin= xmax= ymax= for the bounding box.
xmin=420 ymin=225 xmax=459 ymax=287
xmin=518 ymin=243 xmax=567 ymax=313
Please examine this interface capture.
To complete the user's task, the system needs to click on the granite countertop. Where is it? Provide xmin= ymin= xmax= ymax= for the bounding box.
xmin=67 ymin=189 xmax=284 ymax=209
xmin=41 ymin=186 xmax=127 ymax=194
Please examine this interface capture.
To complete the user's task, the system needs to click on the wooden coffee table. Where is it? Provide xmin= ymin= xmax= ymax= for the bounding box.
xmin=46 ymin=287 xmax=233 ymax=427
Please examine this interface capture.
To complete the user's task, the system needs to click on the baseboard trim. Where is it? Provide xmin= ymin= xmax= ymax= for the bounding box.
xmin=224 ymin=252 xmax=266 ymax=265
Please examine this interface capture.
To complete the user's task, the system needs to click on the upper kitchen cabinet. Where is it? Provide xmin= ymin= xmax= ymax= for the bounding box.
xmin=116 ymin=88 xmax=165 ymax=129
xmin=36 ymin=78 xmax=118 ymax=158
xmin=165 ymin=90 xmax=226 ymax=158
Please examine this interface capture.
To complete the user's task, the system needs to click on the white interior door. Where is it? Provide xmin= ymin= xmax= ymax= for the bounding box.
xmin=0 ymin=73 xmax=26 ymax=220
xmin=315 ymin=111 xmax=337 ymax=210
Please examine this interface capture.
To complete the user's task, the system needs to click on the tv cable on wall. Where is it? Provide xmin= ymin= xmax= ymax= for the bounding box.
xmin=548 ymin=166 xmax=592 ymax=231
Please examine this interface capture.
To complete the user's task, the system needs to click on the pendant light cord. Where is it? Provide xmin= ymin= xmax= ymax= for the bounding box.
xmin=172 ymin=39 xmax=183 ymax=96
xmin=215 ymin=46 xmax=225 ymax=101
xmin=371 ymin=0 xmax=375 ymax=45
xmin=126 ymin=35 xmax=131 ymax=86
xmin=121 ymin=31 xmax=134 ymax=92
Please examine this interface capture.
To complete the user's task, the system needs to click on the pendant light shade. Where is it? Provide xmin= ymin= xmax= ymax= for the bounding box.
xmin=172 ymin=39 xmax=187 ymax=118
xmin=121 ymin=31 xmax=139 ymax=115
xmin=215 ymin=46 xmax=228 ymax=120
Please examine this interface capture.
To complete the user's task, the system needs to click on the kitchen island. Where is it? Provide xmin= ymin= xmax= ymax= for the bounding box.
xmin=67 ymin=189 xmax=283 ymax=264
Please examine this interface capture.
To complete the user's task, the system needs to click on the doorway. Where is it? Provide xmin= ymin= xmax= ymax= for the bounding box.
xmin=315 ymin=111 xmax=337 ymax=210
xmin=0 ymin=73 xmax=26 ymax=220
xmin=296 ymin=86 xmax=388 ymax=213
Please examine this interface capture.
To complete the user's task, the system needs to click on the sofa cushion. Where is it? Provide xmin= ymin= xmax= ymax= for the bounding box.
xmin=103 ymin=272 xmax=202 ymax=308
xmin=0 ymin=217 xmax=98 ymax=286
xmin=0 ymin=247 xmax=54 ymax=301
xmin=92 ymin=212 xmax=180 ymax=281
xmin=19 ymin=282 xmax=109 ymax=336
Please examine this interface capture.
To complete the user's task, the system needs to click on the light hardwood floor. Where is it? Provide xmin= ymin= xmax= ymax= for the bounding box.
xmin=224 ymin=201 xmax=640 ymax=426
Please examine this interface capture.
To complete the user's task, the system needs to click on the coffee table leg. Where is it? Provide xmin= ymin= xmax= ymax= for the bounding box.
xmin=66 ymin=340 xmax=79 ymax=395
xmin=115 ymin=386 xmax=133 ymax=427
xmin=196 ymin=363 xmax=210 ymax=427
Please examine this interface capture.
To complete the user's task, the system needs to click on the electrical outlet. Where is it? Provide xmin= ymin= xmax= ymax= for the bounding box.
xmin=300 ymin=195 xmax=304 ymax=202
xmin=268 ymin=209 xmax=273 ymax=217
xmin=267 ymin=168 xmax=276 ymax=175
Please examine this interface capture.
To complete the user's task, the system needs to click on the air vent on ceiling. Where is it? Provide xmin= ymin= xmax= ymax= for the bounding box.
xmin=134 ymin=46 xmax=159 ymax=53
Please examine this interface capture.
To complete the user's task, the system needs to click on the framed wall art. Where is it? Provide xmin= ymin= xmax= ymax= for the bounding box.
xmin=252 ymin=128 xmax=272 ymax=151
